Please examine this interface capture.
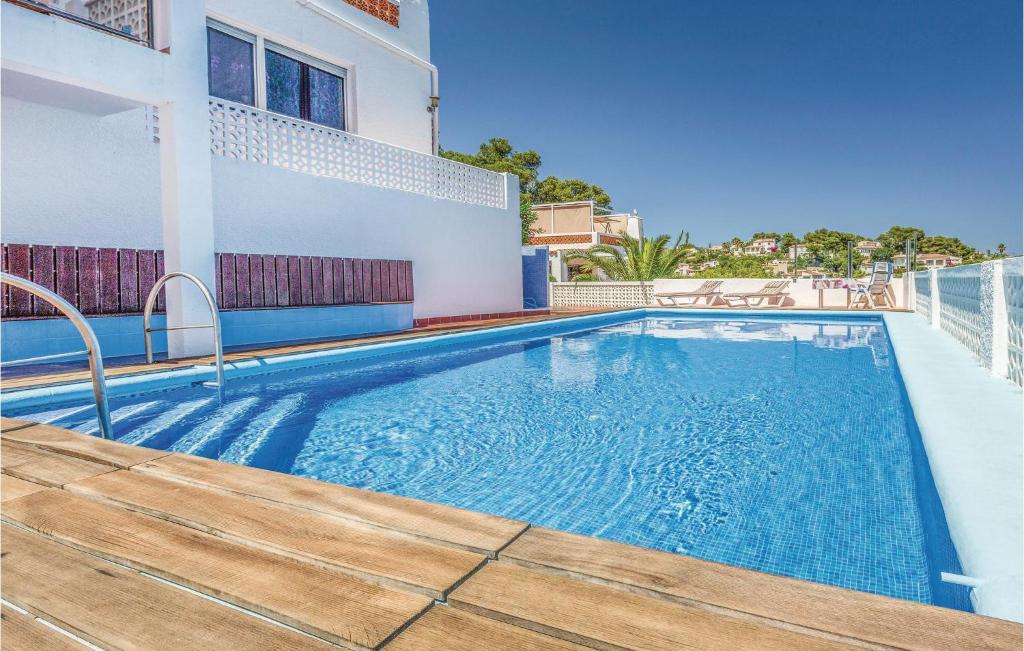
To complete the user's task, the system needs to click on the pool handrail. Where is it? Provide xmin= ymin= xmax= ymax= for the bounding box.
xmin=143 ymin=272 xmax=225 ymax=388
xmin=0 ymin=272 xmax=115 ymax=439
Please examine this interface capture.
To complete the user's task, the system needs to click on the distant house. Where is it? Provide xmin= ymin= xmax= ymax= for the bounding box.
xmin=788 ymin=244 xmax=810 ymax=260
xmin=700 ymin=260 xmax=719 ymax=270
xmin=769 ymin=259 xmax=790 ymax=276
xmin=855 ymin=240 xmax=883 ymax=257
xmin=744 ymin=238 xmax=778 ymax=256
xmin=893 ymin=253 xmax=961 ymax=269
xmin=529 ymin=201 xmax=643 ymax=253
xmin=675 ymin=263 xmax=694 ymax=277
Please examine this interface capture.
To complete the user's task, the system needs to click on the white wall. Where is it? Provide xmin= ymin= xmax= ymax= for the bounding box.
xmin=0 ymin=98 xmax=163 ymax=248
xmin=208 ymin=0 xmax=434 ymax=153
xmin=213 ymin=158 xmax=522 ymax=318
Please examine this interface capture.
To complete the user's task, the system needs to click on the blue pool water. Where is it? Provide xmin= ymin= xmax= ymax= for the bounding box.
xmin=5 ymin=314 xmax=968 ymax=609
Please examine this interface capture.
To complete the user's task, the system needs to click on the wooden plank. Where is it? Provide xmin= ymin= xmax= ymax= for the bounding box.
xmin=137 ymin=249 xmax=157 ymax=312
xmin=54 ymin=246 xmax=78 ymax=310
xmin=449 ymin=562 xmax=853 ymax=651
xmin=404 ymin=260 xmax=414 ymax=302
xmin=97 ymin=248 xmax=119 ymax=314
xmin=249 ymin=254 xmax=264 ymax=308
xmin=220 ymin=253 xmax=237 ymax=309
xmin=117 ymin=249 xmax=139 ymax=313
xmin=299 ymin=256 xmax=314 ymax=305
xmin=1 ymin=418 xmax=166 ymax=469
xmin=76 ymin=248 xmax=99 ymax=315
xmin=260 ymin=254 xmax=276 ymax=307
xmin=501 ymin=527 xmax=1023 ymax=651
xmin=31 ymin=245 xmax=57 ymax=316
xmin=155 ymin=250 xmax=166 ymax=311
xmin=1 ymin=474 xmax=47 ymax=502
xmin=389 ymin=260 xmax=400 ymax=302
xmin=397 ymin=260 xmax=408 ymax=302
xmin=311 ymin=257 xmax=325 ymax=305
xmin=351 ymin=258 xmax=363 ymax=303
xmin=0 ymin=524 xmax=335 ymax=650
xmin=235 ymin=253 xmax=251 ymax=308
xmin=371 ymin=259 xmax=383 ymax=303
xmin=1 ymin=244 xmax=8 ymax=317
xmin=6 ymin=243 xmax=32 ymax=316
xmin=133 ymin=453 xmax=527 ymax=557
xmin=332 ymin=257 xmax=345 ymax=304
xmin=69 ymin=470 xmax=486 ymax=599
xmin=0 ymin=603 xmax=84 ymax=651
xmin=2 ymin=490 xmax=432 ymax=649
xmin=389 ymin=605 xmax=587 ymax=651
xmin=362 ymin=259 xmax=373 ymax=303
xmin=0 ymin=441 xmax=113 ymax=487
xmin=288 ymin=255 xmax=302 ymax=306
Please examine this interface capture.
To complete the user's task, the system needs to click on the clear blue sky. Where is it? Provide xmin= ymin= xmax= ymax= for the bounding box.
xmin=430 ymin=0 xmax=1022 ymax=253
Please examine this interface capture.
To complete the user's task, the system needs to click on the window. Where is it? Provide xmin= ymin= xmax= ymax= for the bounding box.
xmin=266 ymin=46 xmax=346 ymax=130
xmin=206 ymin=21 xmax=347 ymax=131
xmin=207 ymin=25 xmax=255 ymax=106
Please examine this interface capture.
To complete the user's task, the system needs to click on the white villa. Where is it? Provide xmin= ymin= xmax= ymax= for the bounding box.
xmin=1 ymin=0 xmax=523 ymax=360
xmin=893 ymin=253 xmax=963 ymax=269
xmin=855 ymin=240 xmax=883 ymax=256
xmin=742 ymin=237 xmax=778 ymax=256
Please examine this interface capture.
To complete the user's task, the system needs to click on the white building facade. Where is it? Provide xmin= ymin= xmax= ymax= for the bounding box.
xmin=2 ymin=0 xmax=523 ymax=358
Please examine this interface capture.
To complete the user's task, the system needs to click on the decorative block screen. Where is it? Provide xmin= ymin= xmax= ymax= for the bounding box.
xmin=209 ymin=99 xmax=506 ymax=209
xmin=342 ymin=0 xmax=399 ymax=26
xmin=551 ymin=282 xmax=653 ymax=308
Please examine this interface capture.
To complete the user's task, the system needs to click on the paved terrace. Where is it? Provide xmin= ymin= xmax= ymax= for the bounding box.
xmin=1 ymin=418 xmax=1020 ymax=650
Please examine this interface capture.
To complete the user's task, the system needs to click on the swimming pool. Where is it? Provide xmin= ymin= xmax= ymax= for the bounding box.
xmin=3 ymin=312 xmax=969 ymax=610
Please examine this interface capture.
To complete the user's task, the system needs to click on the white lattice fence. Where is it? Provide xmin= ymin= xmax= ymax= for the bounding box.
xmin=1003 ymin=257 xmax=1023 ymax=386
xmin=936 ymin=264 xmax=991 ymax=367
xmin=551 ymin=282 xmax=653 ymax=308
xmin=913 ymin=259 xmax=1023 ymax=387
xmin=85 ymin=0 xmax=150 ymax=42
xmin=208 ymin=99 xmax=506 ymax=209
xmin=913 ymin=272 xmax=932 ymax=320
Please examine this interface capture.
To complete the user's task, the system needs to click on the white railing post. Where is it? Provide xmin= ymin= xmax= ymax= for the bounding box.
xmin=990 ymin=259 xmax=1009 ymax=379
xmin=929 ymin=268 xmax=941 ymax=329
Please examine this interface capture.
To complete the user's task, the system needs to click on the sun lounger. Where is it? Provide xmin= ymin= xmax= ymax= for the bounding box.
xmin=849 ymin=262 xmax=894 ymax=309
xmin=655 ymin=280 xmax=724 ymax=306
xmin=722 ymin=281 xmax=790 ymax=308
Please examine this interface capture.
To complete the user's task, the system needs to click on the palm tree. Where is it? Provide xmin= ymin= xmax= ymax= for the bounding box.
xmin=567 ymin=231 xmax=690 ymax=282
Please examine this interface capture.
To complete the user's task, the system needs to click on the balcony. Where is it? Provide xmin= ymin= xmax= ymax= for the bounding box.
xmin=207 ymin=98 xmax=508 ymax=209
xmin=5 ymin=0 xmax=153 ymax=47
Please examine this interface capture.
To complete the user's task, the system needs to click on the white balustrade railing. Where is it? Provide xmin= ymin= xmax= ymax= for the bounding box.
xmin=208 ymin=98 xmax=506 ymax=209
xmin=910 ymin=258 xmax=1023 ymax=387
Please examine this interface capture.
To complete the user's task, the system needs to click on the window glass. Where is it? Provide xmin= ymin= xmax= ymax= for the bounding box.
xmin=309 ymin=66 xmax=345 ymax=130
xmin=207 ymin=27 xmax=254 ymax=105
xmin=265 ymin=49 xmax=302 ymax=119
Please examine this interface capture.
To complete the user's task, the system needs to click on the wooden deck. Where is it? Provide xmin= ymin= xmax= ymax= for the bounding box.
xmin=0 ymin=418 xmax=1019 ymax=649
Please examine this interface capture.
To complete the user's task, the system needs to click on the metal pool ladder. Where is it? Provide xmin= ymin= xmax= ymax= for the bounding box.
xmin=143 ymin=272 xmax=225 ymax=389
xmin=0 ymin=272 xmax=114 ymax=439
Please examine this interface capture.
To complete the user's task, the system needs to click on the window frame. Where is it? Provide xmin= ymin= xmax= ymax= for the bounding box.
xmin=206 ymin=19 xmax=349 ymax=132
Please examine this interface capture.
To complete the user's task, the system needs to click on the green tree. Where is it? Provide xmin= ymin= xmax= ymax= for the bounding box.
xmin=871 ymin=245 xmax=896 ymax=262
xmin=878 ymin=226 xmax=925 ymax=251
xmin=693 ymin=255 xmax=772 ymax=279
xmin=997 ymin=243 xmax=1007 ymax=256
xmin=534 ymin=177 xmax=611 ymax=207
xmin=567 ymin=232 xmax=689 ymax=281
xmin=918 ymin=235 xmax=976 ymax=260
xmin=802 ymin=228 xmax=862 ymax=257
xmin=751 ymin=232 xmax=781 ymax=242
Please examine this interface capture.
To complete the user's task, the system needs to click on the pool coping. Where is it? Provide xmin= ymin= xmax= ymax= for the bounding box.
xmin=882 ymin=312 xmax=1024 ymax=622
xmin=2 ymin=307 xmax=1020 ymax=622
